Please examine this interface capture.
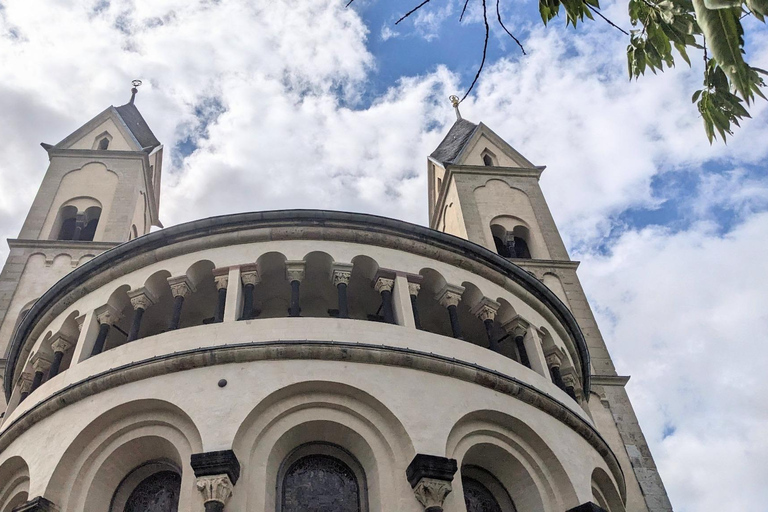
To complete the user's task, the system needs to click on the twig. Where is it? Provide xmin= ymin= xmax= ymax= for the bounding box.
xmin=587 ymin=4 xmax=629 ymax=35
xmin=496 ymin=0 xmax=526 ymax=54
xmin=460 ymin=0 xmax=471 ymax=22
xmin=461 ymin=0 xmax=490 ymax=102
xmin=395 ymin=0 xmax=435 ymax=25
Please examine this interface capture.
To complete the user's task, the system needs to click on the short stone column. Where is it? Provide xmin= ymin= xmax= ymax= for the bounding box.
xmin=502 ymin=317 xmax=531 ymax=368
xmin=126 ymin=288 xmax=157 ymax=342
xmin=47 ymin=333 xmax=75 ymax=379
xmin=408 ymin=276 xmax=423 ymax=330
xmin=546 ymin=349 xmax=568 ymax=393
xmin=470 ymin=297 xmax=501 ymax=349
xmin=17 ymin=372 xmax=33 ymax=403
xmin=28 ymin=353 xmax=52 ymax=394
xmin=405 ymin=454 xmax=458 ymax=512
xmin=374 ymin=271 xmax=396 ymax=324
xmin=191 ymin=450 xmax=241 ymax=512
xmin=285 ymin=261 xmax=305 ymax=317
xmin=91 ymin=306 xmax=122 ymax=356
xmin=331 ymin=263 xmax=353 ymax=319
xmin=10 ymin=496 xmax=57 ymax=511
xmin=436 ymin=284 xmax=466 ymax=339
xmin=168 ymin=275 xmax=196 ymax=330
xmin=240 ymin=266 xmax=260 ymax=320
xmin=213 ymin=269 xmax=229 ymax=323
xmin=560 ymin=366 xmax=581 ymax=401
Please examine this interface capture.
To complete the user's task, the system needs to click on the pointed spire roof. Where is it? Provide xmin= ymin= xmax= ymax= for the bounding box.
xmin=430 ymin=118 xmax=478 ymax=165
xmin=114 ymin=101 xmax=160 ymax=150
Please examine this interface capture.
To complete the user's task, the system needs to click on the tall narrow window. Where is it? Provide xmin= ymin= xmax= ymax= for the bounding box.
xmin=512 ymin=236 xmax=531 ymax=259
xmin=99 ymin=137 xmax=110 ymax=150
xmin=55 ymin=205 xmax=79 ymax=241
xmin=79 ymin=206 xmax=102 ymax=241
xmin=483 ymin=154 xmax=494 ymax=166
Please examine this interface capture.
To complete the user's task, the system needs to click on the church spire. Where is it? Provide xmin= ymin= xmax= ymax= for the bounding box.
xmin=129 ymin=79 xmax=142 ymax=104
xmin=449 ymin=95 xmax=462 ymax=120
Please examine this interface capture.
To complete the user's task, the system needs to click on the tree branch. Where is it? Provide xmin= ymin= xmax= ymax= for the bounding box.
xmin=496 ymin=0 xmax=526 ymax=54
xmin=587 ymin=4 xmax=630 ymax=35
xmin=461 ymin=0 xmax=490 ymax=102
xmin=460 ymin=0 xmax=471 ymax=22
xmin=395 ymin=0 xmax=436 ymax=25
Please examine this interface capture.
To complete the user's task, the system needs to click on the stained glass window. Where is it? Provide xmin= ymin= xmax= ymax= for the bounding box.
xmin=463 ymin=476 xmax=504 ymax=512
xmin=281 ymin=454 xmax=360 ymax=512
xmin=123 ymin=471 xmax=180 ymax=512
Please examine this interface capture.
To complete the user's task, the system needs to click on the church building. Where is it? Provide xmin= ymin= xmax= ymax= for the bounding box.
xmin=0 ymin=87 xmax=672 ymax=512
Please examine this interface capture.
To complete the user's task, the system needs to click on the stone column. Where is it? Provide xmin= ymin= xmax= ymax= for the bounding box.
xmin=405 ymin=454 xmax=458 ymax=512
xmin=191 ymin=450 xmax=241 ymax=512
xmin=436 ymin=284 xmax=466 ymax=339
xmin=408 ymin=280 xmax=422 ymax=330
xmin=91 ymin=306 xmax=122 ymax=357
xmin=546 ymin=350 xmax=568 ymax=393
xmin=240 ymin=267 xmax=260 ymax=320
xmin=374 ymin=271 xmax=396 ymax=324
xmin=47 ymin=333 xmax=75 ymax=379
xmin=17 ymin=372 xmax=33 ymax=403
xmin=10 ymin=496 xmax=57 ymax=511
xmin=331 ymin=263 xmax=353 ymax=319
xmin=28 ymin=354 xmax=52 ymax=394
xmin=168 ymin=276 xmax=196 ymax=330
xmin=501 ymin=317 xmax=531 ymax=368
xmin=470 ymin=297 xmax=501 ymax=349
xmin=560 ymin=366 xmax=581 ymax=401
xmin=285 ymin=261 xmax=305 ymax=317
xmin=213 ymin=270 xmax=229 ymax=323
xmin=126 ymin=288 xmax=157 ymax=342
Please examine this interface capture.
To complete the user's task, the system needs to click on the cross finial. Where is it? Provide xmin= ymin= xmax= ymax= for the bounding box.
xmin=449 ymin=95 xmax=461 ymax=120
xmin=130 ymin=79 xmax=142 ymax=104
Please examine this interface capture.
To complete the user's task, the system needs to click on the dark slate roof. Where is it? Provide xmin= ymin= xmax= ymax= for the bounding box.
xmin=430 ymin=118 xmax=477 ymax=164
xmin=115 ymin=102 xmax=161 ymax=150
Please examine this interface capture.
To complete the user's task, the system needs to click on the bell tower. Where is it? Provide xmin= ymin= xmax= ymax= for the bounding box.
xmin=428 ymin=106 xmax=673 ymax=512
xmin=0 ymin=83 xmax=163 ymax=410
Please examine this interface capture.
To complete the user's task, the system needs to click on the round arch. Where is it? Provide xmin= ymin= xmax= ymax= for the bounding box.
xmin=0 ymin=456 xmax=30 ymax=512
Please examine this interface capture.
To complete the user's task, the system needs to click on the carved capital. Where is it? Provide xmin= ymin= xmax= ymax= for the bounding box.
xmin=374 ymin=277 xmax=395 ymax=293
xmin=96 ymin=305 xmax=122 ymax=326
xmin=546 ymin=351 xmax=563 ymax=368
xmin=195 ymin=474 xmax=233 ymax=505
xmin=17 ymin=372 xmax=34 ymax=393
xmin=502 ymin=315 xmax=529 ymax=338
xmin=331 ymin=263 xmax=353 ymax=286
xmin=168 ymin=275 xmax=196 ymax=298
xmin=436 ymin=284 xmax=465 ymax=308
xmin=413 ymin=478 xmax=453 ymax=510
xmin=31 ymin=354 xmax=52 ymax=373
xmin=285 ymin=261 xmax=306 ymax=283
xmin=127 ymin=288 xmax=157 ymax=311
xmin=241 ymin=270 xmax=261 ymax=287
xmin=408 ymin=282 xmax=421 ymax=296
xmin=470 ymin=297 xmax=501 ymax=322
xmin=50 ymin=333 xmax=74 ymax=354
xmin=214 ymin=274 xmax=229 ymax=290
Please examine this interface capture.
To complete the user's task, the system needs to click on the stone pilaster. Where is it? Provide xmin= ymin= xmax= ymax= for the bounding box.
xmin=405 ymin=454 xmax=458 ymax=512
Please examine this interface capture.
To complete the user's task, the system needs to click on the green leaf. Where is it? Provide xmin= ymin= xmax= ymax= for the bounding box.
xmin=675 ymin=41 xmax=692 ymax=66
xmin=746 ymin=0 xmax=768 ymax=20
xmin=692 ymin=0 xmax=753 ymax=100
xmin=692 ymin=89 xmax=702 ymax=102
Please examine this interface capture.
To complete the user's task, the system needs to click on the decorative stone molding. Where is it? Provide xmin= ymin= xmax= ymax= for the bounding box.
xmin=195 ymin=475 xmax=233 ymax=506
xmin=213 ymin=275 xmax=229 ymax=290
xmin=10 ymin=496 xmax=57 ymax=511
xmin=545 ymin=347 xmax=565 ymax=368
xmin=127 ymin=288 xmax=157 ymax=311
xmin=31 ymin=354 xmax=52 ymax=374
xmin=241 ymin=270 xmax=261 ymax=287
xmin=331 ymin=262 xmax=353 ymax=286
xmin=408 ymin=282 xmax=421 ymax=296
xmin=50 ymin=333 xmax=74 ymax=354
xmin=470 ymin=297 xmax=501 ymax=322
xmin=95 ymin=305 xmax=122 ymax=326
xmin=168 ymin=275 xmax=196 ymax=298
xmin=374 ymin=277 xmax=395 ymax=293
xmin=406 ymin=454 xmax=458 ymax=512
xmin=435 ymin=284 xmax=465 ymax=308
xmin=502 ymin=315 xmax=529 ymax=337
xmin=285 ymin=261 xmax=306 ymax=283
xmin=17 ymin=373 xmax=33 ymax=393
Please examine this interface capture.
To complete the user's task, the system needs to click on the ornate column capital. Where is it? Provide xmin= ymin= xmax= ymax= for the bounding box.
xmin=545 ymin=350 xmax=563 ymax=368
xmin=470 ymin=297 xmax=501 ymax=322
xmin=50 ymin=333 xmax=75 ymax=354
xmin=95 ymin=305 xmax=122 ymax=326
xmin=168 ymin=275 xmax=196 ymax=298
xmin=502 ymin=315 xmax=529 ymax=338
xmin=127 ymin=288 xmax=157 ymax=311
xmin=435 ymin=284 xmax=465 ymax=308
xmin=17 ymin=372 xmax=34 ymax=393
xmin=285 ymin=261 xmax=306 ymax=283
xmin=31 ymin=353 xmax=52 ymax=373
xmin=406 ymin=453 xmax=458 ymax=512
xmin=374 ymin=277 xmax=395 ymax=293
xmin=195 ymin=475 xmax=233 ymax=506
xmin=331 ymin=262 xmax=354 ymax=286
xmin=408 ymin=282 xmax=421 ymax=296
xmin=241 ymin=269 xmax=261 ymax=287
xmin=213 ymin=275 xmax=229 ymax=290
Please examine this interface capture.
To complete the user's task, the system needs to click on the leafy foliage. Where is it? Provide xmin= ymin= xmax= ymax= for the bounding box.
xmin=349 ymin=0 xmax=767 ymax=143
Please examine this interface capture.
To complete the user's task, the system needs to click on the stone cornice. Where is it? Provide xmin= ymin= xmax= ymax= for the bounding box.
xmin=7 ymin=238 xmax=120 ymax=252
xmin=0 ymin=339 xmax=623 ymax=498
xmin=4 ymin=210 xmax=592 ymax=400
xmin=591 ymin=374 xmax=631 ymax=387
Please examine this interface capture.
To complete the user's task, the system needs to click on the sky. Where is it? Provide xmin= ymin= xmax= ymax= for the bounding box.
xmin=0 ymin=0 xmax=767 ymax=510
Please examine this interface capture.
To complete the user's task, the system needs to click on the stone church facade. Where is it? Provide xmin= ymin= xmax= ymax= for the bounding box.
xmin=0 ymin=91 xmax=672 ymax=511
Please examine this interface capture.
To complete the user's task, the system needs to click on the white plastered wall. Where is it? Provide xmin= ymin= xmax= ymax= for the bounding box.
xmin=66 ymin=118 xmax=134 ymax=151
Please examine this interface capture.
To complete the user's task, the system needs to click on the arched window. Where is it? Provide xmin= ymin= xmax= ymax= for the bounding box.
xmin=99 ymin=137 xmax=110 ymax=150
xmin=52 ymin=204 xmax=101 ymax=241
xmin=55 ymin=205 xmax=79 ymax=241
xmin=483 ymin=154 xmax=494 ymax=166
xmin=490 ymin=223 xmax=533 ymax=259
xmin=512 ymin=236 xmax=531 ymax=259
xmin=110 ymin=461 xmax=181 ymax=512
xmin=278 ymin=444 xmax=366 ymax=512
xmin=79 ymin=206 xmax=102 ymax=241
xmin=462 ymin=466 xmax=516 ymax=512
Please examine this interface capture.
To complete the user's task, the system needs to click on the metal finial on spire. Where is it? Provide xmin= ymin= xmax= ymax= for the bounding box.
xmin=449 ymin=95 xmax=462 ymax=120
xmin=129 ymin=79 xmax=142 ymax=104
